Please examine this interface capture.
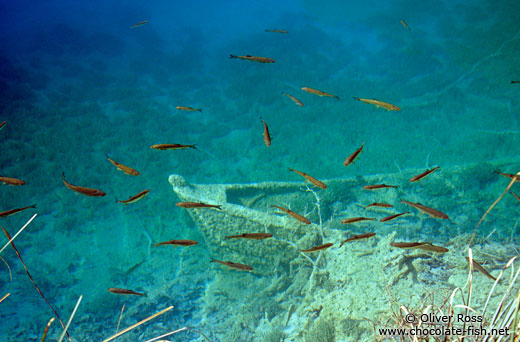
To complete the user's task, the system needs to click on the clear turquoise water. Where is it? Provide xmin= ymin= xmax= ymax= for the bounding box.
xmin=1 ymin=0 xmax=520 ymax=341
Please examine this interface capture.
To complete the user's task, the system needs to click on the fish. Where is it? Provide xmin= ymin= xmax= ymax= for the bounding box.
xmin=415 ymin=244 xmax=449 ymax=253
xmin=301 ymin=87 xmax=339 ymax=100
xmin=176 ymin=202 xmax=222 ymax=210
xmin=400 ymin=19 xmax=411 ymax=30
xmin=288 ymin=168 xmax=327 ymax=189
xmin=130 ymin=21 xmax=148 ymax=29
xmin=225 ymin=233 xmax=273 ymax=240
xmin=154 ymin=239 xmax=198 ymax=247
xmin=510 ymin=191 xmax=520 ymax=203
xmin=116 ymin=189 xmax=150 ymax=204
xmin=410 ymin=166 xmax=440 ymax=182
xmin=0 ymin=176 xmax=25 ymax=186
xmin=512 ymin=81 xmax=520 ymax=84
xmin=363 ymin=184 xmax=398 ymax=190
xmin=176 ymin=106 xmax=202 ymax=112
xmin=344 ymin=144 xmax=364 ymax=166
xmin=229 ymin=54 xmax=275 ymax=63
xmin=281 ymin=92 xmax=304 ymax=106
xmin=261 ymin=117 xmax=271 ymax=147
xmin=0 ymin=121 xmax=6 ymax=129
xmin=301 ymin=243 xmax=333 ymax=252
xmin=211 ymin=258 xmax=253 ymax=271
xmin=271 ymin=205 xmax=311 ymax=224
xmin=400 ymin=199 xmax=449 ymax=219
xmin=150 ymin=144 xmax=197 ymax=150
xmin=0 ymin=204 xmax=36 ymax=218
xmin=365 ymin=202 xmax=393 ymax=209
xmin=495 ymin=170 xmax=520 ymax=180
xmin=340 ymin=217 xmax=377 ymax=224
xmin=391 ymin=242 xmax=449 ymax=253
xmin=108 ymin=287 xmax=146 ymax=296
xmin=265 ymin=29 xmax=288 ymax=33
xmin=380 ymin=212 xmax=410 ymax=222
xmin=62 ymin=173 xmax=106 ymax=197
xmin=390 ymin=242 xmax=427 ymax=248
xmin=340 ymin=232 xmax=375 ymax=247
xmin=353 ymin=97 xmax=400 ymax=111
xmin=106 ymin=155 xmax=139 ymax=176
xmin=466 ymin=257 xmax=496 ymax=281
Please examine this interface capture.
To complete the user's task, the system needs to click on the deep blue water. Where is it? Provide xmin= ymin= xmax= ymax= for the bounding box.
xmin=1 ymin=0 xmax=520 ymax=341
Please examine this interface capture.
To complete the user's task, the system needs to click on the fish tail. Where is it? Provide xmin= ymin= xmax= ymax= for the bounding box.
xmin=352 ymin=97 xmax=360 ymax=101
xmin=191 ymin=145 xmax=198 ymax=150
xmin=61 ymin=172 xmax=66 ymax=180
xmin=229 ymin=54 xmax=237 ymax=59
xmin=30 ymin=204 xmax=37 ymax=209
xmin=335 ymin=95 xmax=340 ymax=100
xmin=210 ymin=258 xmax=217 ymax=263
xmin=215 ymin=205 xmax=223 ymax=210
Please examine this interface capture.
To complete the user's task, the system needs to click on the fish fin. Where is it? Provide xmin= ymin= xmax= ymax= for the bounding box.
xmin=246 ymin=55 xmax=252 ymax=57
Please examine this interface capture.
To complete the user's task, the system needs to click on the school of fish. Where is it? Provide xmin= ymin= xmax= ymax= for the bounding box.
xmin=0 ymin=16 xmax=514 ymax=341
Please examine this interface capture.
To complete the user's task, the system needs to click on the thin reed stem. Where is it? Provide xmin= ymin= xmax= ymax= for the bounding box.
xmin=0 ymin=255 xmax=12 ymax=281
xmin=116 ymin=303 xmax=125 ymax=333
xmin=57 ymin=295 xmax=82 ymax=342
xmin=470 ymin=171 xmax=520 ymax=246
xmin=1 ymin=225 xmax=70 ymax=340
xmin=102 ymin=305 xmax=174 ymax=342
xmin=41 ymin=317 xmax=55 ymax=342
xmin=144 ymin=326 xmax=212 ymax=342
xmin=0 ymin=292 xmax=10 ymax=304
xmin=0 ymin=213 xmax=37 ymax=254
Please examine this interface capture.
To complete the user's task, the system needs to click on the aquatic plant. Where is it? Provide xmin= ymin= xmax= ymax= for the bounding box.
xmin=375 ymin=248 xmax=520 ymax=342
xmin=259 ymin=329 xmax=287 ymax=342
xmin=304 ymin=317 xmax=335 ymax=342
